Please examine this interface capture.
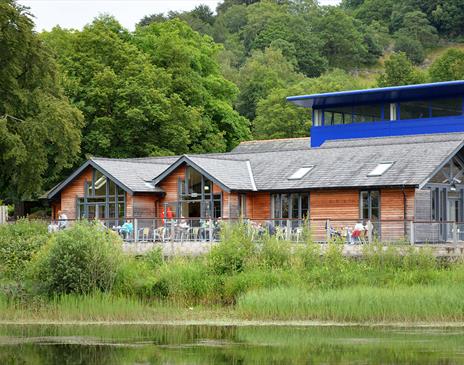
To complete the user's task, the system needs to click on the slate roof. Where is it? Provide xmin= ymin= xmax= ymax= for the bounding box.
xmin=48 ymin=132 xmax=464 ymax=198
xmin=227 ymin=133 xmax=464 ymax=190
xmin=179 ymin=156 xmax=256 ymax=191
xmin=231 ymin=137 xmax=310 ymax=153
xmin=91 ymin=157 xmax=176 ymax=193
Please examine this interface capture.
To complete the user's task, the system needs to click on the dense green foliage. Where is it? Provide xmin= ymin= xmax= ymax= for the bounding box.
xmin=2 ymin=222 xmax=464 ymax=322
xmin=30 ymin=222 xmax=124 ymax=295
xmin=0 ymin=0 xmax=83 ymax=201
xmin=2 ymin=0 xmax=464 ymax=202
xmin=0 ymin=219 xmax=48 ymax=279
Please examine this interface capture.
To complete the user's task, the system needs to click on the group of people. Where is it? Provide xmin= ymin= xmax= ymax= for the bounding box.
xmin=329 ymin=221 xmax=374 ymax=244
xmin=47 ymin=210 xmax=69 ymax=233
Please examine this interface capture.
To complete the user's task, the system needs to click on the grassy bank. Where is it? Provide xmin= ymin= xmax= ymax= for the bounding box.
xmin=2 ymin=220 xmax=464 ymax=323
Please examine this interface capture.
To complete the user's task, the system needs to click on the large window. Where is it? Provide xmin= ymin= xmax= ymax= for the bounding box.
xmin=320 ymin=96 xmax=464 ymax=126
xmin=322 ymin=103 xmax=390 ymax=125
xmin=272 ymin=193 xmax=310 ymax=225
xmin=399 ymin=97 xmax=463 ymax=120
xmin=178 ymin=167 xmax=222 ymax=218
xmin=360 ymin=190 xmax=380 ymax=222
xmin=77 ymin=169 xmax=125 ymax=224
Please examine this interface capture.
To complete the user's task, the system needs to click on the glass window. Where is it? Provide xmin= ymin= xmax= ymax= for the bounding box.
xmin=281 ymin=194 xmax=289 ymax=219
xmin=301 ymin=193 xmax=309 ymax=219
xmin=400 ymin=100 xmax=430 ymax=120
xmin=368 ymin=162 xmax=394 ymax=177
xmin=187 ymin=167 xmax=202 ymax=196
xmin=288 ymin=166 xmax=314 ymax=180
xmin=430 ymin=97 xmax=462 ymax=117
xmin=360 ymin=191 xmax=380 ymax=221
xmin=272 ymin=193 xmax=310 ymax=220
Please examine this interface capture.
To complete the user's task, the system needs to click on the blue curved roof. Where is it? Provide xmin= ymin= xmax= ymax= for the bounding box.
xmin=287 ymin=80 xmax=464 ymax=109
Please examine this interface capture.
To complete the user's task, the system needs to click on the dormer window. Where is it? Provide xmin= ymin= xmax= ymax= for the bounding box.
xmin=368 ymin=162 xmax=394 ymax=177
xmin=288 ymin=166 xmax=314 ymax=180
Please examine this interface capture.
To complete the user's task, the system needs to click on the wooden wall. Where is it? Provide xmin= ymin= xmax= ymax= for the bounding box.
xmin=380 ymin=188 xmax=415 ymax=241
xmin=59 ymin=166 xmax=93 ymax=219
xmin=246 ymin=192 xmax=271 ymax=220
xmin=158 ymin=165 xmax=185 ymax=204
xmin=132 ymin=194 xmax=158 ymax=218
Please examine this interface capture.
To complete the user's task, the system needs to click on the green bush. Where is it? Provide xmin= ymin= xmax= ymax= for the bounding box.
xmin=256 ymin=236 xmax=292 ymax=270
xmin=208 ymin=222 xmax=255 ymax=275
xmin=144 ymin=246 xmax=164 ymax=270
xmin=113 ymin=257 xmax=157 ymax=298
xmin=0 ymin=219 xmax=48 ymax=279
xmin=30 ymin=222 xmax=124 ymax=296
xmin=154 ymin=258 xmax=219 ymax=305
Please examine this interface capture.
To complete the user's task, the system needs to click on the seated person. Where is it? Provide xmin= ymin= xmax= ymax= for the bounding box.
xmin=119 ymin=221 xmax=134 ymax=240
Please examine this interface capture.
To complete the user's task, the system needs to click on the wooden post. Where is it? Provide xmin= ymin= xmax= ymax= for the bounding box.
xmin=286 ymin=219 xmax=292 ymax=241
xmin=326 ymin=219 xmax=330 ymax=243
xmin=453 ymin=222 xmax=458 ymax=245
xmin=410 ymin=221 xmax=415 ymax=245
xmin=134 ymin=218 xmax=138 ymax=243
xmin=0 ymin=206 xmax=7 ymax=224
xmin=367 ymin=220 xmax=373 ymax=243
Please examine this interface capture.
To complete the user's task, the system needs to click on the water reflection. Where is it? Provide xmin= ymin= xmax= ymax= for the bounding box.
xmin=1 ymin=324 xmax=464 ymax=364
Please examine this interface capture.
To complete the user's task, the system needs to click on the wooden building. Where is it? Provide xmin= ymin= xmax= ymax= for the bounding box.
xmin=47 ymin=81 xmax=464 ymax=242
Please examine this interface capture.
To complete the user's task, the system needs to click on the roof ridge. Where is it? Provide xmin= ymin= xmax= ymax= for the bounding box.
xmin=319 ymin=133 xmax=464 ymax=149
xmin=188 ymin=155 xmax=249 ymax=162
xmin=239 ymin=137 xmax=309 ymax=144
xmin=92 ymin=157 xmax=174 ymax=165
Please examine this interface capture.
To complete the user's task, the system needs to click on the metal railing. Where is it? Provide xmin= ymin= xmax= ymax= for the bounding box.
xmin=44 ymin=217 xmax=464 ymax=245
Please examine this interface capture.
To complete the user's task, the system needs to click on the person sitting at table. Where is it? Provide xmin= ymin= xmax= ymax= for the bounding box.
xmin=119 ymin=221 xmax=133 ymax=240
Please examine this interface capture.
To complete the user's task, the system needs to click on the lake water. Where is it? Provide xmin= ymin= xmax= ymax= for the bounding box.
xmin=1 ymin=324 xmax=464 ymax=364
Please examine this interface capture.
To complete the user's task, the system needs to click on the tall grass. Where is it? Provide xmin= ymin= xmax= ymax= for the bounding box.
xmin=237 ymin=285 xmax=464 ymax=322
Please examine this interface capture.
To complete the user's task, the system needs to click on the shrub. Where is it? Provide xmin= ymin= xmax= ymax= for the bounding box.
xmin=144 ymin=246 xmax=164 ymax=270
xmin=257 ymin=236 xmax=292 ymax=270
xmin=0 ymin=219 xmax=48 ymax=279
xmin=30 ymin=222 xmax=124 ymax=296
xmin=208 ymin=222 xmax=255 ymax=275
xmin=153 ymin=258 xmax=219 ymax=305
xmin=113 ymin=257 xmax=157 ymax=298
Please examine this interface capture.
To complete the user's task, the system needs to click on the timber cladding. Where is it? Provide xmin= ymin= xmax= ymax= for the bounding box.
xmin=380 ymin=188 xmax=415 ymax=241
xmin=310 ymin=189 xmax=359 ymax=220
xmin=157 ymin=164 xmax=185 ymax=204
xmin=60 ymin=166 xmax=93 ymax=219
xmin=132 ymin=194 xmax=158 ymax=218
xmin=246 ymin=192 xmax=271 ymax=220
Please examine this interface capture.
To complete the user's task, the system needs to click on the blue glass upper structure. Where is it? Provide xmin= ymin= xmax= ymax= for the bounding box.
xmin=287 ymin=80 xmax=464 ymax=147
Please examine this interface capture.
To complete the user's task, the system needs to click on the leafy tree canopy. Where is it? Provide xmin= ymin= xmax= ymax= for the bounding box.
xmin=429 ymin=48 xmax=464 ymax=81
xmin=377 ymin=52 xmax=427 ymax=87
xmin=254 ymin=69 xmax=365 ymax=139
xmin=235 ymin=46 xmax=303 ymax=123
xmin=42 ymin=17 xmax=250 ymax=158
xmin=0 ymin=0 xmax=83 ymax=201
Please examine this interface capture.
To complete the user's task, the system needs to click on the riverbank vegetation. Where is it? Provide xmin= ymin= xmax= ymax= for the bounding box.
xmin=1 ymin=220 xmax=464 ymax=323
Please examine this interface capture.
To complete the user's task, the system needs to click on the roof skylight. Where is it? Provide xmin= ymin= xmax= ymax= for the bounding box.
xmin=288 ymin=166 xmax=314 ymax=180
xmin=368 ymin=162 xmax=394 ymax=177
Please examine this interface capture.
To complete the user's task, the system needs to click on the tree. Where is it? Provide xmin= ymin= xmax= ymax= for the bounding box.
xmin=393 ymin=33 xmax=425 ymax=64
xmin=132 ymin=19 xmax=251 ymax=152
xmin=398 ymin=11 xmax=438 ymax=48
xmin=43 ymin=18 xmax=250 ymax=156
xmin=235 ymin=46 xmax=303 ymax=122
xmin=431 ymin=0 xmax=464 ymax=37
xmin=254 ymin=69 xmax=364 ymax=139
xmin=315 ymin=7 xmax=368 ymax=69
xmin=242 ymin=1 xmax=327 ymax=76
xmin=377 ymin=52 xmax=427 ymax=87
xmin=0 ymin=1 xmax=83 ymax=201
xmin=429 ymin=49 xmax=464 ymax=81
